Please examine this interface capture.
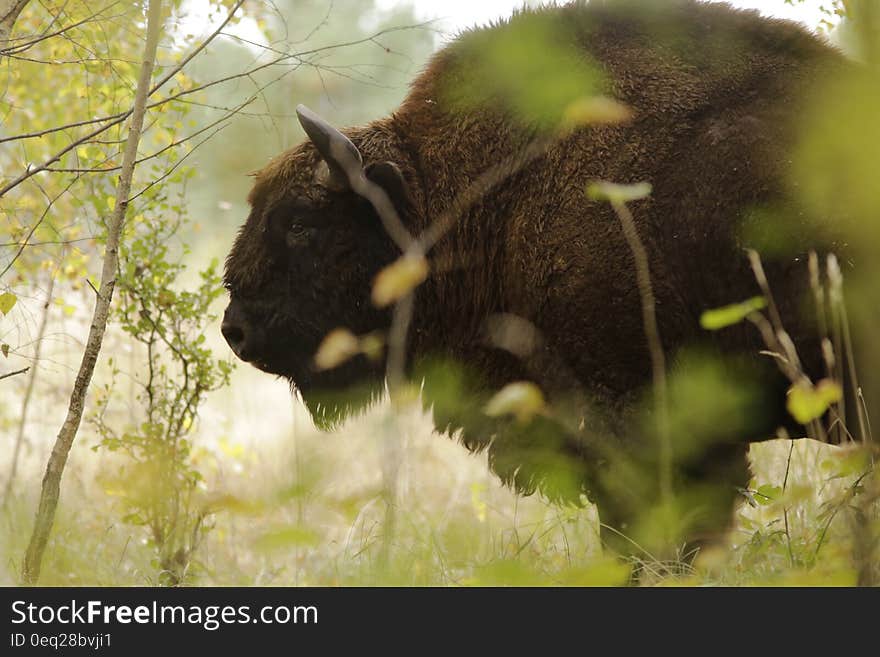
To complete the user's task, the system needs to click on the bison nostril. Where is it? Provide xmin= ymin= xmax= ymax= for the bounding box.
xmin=221 ymin=321 xmax=246 ymax=352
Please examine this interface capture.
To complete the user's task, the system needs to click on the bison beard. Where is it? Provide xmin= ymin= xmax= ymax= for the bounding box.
xmin=222 ymin=1 xmax=854 ymax=558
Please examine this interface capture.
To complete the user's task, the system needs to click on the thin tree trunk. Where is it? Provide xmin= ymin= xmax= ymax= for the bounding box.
xmin=2 ymin=272 xmax=55 ymax=509
xmin=0 ymin=0 xmax=30 ymax=46
xmin=21 ymin=0 xmax=165 ymax=584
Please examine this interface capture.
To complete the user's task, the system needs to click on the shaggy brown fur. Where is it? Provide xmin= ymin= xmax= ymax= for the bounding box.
xmin=223 ymin=0 xmax=850 ymax=555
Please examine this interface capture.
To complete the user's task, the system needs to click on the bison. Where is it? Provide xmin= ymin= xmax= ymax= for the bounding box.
xmin=222 ymin=0 xmax=856 ymax=558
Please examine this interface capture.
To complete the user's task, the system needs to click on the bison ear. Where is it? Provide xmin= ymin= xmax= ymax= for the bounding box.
xmin=296 ymin=104 xmax=362 ymax=191
xmin=364 ymin=161 xmax=414 ymax=214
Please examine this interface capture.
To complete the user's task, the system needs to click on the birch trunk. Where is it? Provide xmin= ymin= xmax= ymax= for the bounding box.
xmin=21 ymin=0 xmax=165 ymax=584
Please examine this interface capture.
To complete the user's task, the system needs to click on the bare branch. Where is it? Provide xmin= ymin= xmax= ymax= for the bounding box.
xmin=0 ymin=366 xmax=29 ymax=381
xmin=0 ymin=175 xmax=82 ymax=279
xmin=128 ymin=123 xmax=227 ymax=202
xmin=2 ymin=271 xmax=55 ymax=508
xmin=0 ymin=19 xmax=429 ymax=198
xmin=0 ymin=0 xmax=246 ymax=196
xmin=0 ymin=21 xmax=431 ymax=146
xmin=44 ymin=94 xmax=256 ymax=175
xmin=0 ymin=113 xmax=129 ymax=198
xmin=148 ymin=0 xmax=246 ymax=96
xmin=1 ymin=2 xmax=122 ymax=57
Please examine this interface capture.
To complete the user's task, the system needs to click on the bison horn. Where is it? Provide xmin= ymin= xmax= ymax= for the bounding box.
xmin=296 ymin=104 xmax=363 ymax=190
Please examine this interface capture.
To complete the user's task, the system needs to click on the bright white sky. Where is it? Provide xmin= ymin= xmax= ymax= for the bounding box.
xmin=377 ymin=0 xmax=835 ymax=34
xmin=184 ymin=1 xmax=838 ymax=48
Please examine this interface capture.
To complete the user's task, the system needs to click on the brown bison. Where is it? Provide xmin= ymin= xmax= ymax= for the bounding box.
xmin=222 ymin=1 xmax=853 ymax=557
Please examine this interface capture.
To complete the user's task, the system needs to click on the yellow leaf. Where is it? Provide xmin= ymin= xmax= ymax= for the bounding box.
xmin=0 ymin=292 xmax=17 ymax=315
xmin=786 ymin=378 xmax=842 ymax=424
xmin=485 ymin=381 xmax=546 ymax=423
xmin=314 ymin=328 xmax=360 ymax=371
xmin=587 ymin=181 xmax=652 ymax=204
xmin=562 ymin=95 xmax=632 ymax=127
xmin=372 ymin=254 xmax=429 ymax=307
xmin=218 ymin=439 xmax=245 ymax=459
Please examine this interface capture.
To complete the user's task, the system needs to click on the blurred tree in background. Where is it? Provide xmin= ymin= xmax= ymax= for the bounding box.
xmin=182 ymin=0 xmax=435 ymax=251
xmin=0 ymin=0 xmax=432 ymax=584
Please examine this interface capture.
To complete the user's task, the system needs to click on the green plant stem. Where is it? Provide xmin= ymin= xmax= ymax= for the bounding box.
xmin=611 ymin=199 xmax=671 ymax=503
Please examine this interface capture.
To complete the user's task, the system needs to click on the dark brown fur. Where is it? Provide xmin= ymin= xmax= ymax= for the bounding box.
xmin=223 ymin=1 xmax=850 ymax=555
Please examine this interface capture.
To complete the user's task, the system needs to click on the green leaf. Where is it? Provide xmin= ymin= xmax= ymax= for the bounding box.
xmin=786 ymin=378 xmax=842 ymax=425
xmin=562 ymin=96 xmax=631 ymax=127
xmin=586 ymin=181 xmax=652 ymax=204
xmin=255 ymin=526 xmax=319 ymax=551
xmin=699 ymin=296 xmax=767 ymax=330
xmin=755 ymin=484 xmax=782 ymax=505
xmin=0 ymin=293 xmax=17 ymax=315
xmin=444 ymin=13 xmax=603 ymax=130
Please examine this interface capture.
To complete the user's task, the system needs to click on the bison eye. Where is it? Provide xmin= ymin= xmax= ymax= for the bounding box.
xmin=286 ymin=224 xmax=314 ymax=248
xmin=267 ymin=198 xmax=316 ymax=246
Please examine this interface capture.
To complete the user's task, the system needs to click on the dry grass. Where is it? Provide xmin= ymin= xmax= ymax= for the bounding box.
xmin=2 ymin=352 xmax=872 ymax=586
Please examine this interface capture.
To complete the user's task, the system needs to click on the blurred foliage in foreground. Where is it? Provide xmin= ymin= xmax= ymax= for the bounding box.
xmin=0 ymin=0 xmax=878 ymax=586
xmin=0 ymin=404 xmax=873 ymax=586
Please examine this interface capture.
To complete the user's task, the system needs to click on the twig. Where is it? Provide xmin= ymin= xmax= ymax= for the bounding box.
xmin=127 ymin=124 xmax=227 ymax=202
xmin=386 ymin=292 xmax=414 ymax=390
xmin=0 ymin=366 xmax=29 ymax=381
xmin=0 ymin=175 xmax=81 ymax=280
xmin=0 ymin=21 xmax=431 ymax=146
xmin=418 ymin=136 xmax=554 ymax=252
xmin=1 ymin=272 xmax=55 ymax=508
xmin=1 ymin=2 xmax=120 ymax=56
xmin=782 ymin=440 xmax=795 ymax=567
xmin=0 ymin=0 xmax=244 ymax=197
xmin=148 ymin=0 xmax=246 ymax=95
xmin=0 ymin=22 xmax=430 ymax=198
xmin=44 ymin=97 xmax=252 ymax=175
xmin=827 ymin=254 xmax=870 ymax=444
xmin=813 ymin=469 xmax=872 ymax=562
xmin=85 ymin=278 xmax=99 ymax=298
xmin=747 ymin=249 xmax=785 ymax=333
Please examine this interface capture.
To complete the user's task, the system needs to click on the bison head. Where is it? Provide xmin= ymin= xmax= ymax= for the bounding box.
xmin=222 ymin=106 xmax=410 ymax=402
